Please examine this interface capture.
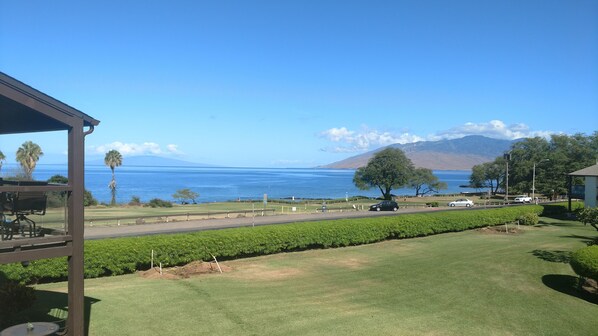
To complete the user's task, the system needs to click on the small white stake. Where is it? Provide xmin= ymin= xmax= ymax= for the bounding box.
xmin=159 ymin=262 xmax=163 ymax=275
xmin=151 ymin=250 xmax=154 ymax=269
xmin=211 ymin=254 xmax=223 ymax=274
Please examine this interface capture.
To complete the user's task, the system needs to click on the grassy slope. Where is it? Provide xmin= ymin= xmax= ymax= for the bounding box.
xmin=27 ymin=217 xmax=598 ymax=335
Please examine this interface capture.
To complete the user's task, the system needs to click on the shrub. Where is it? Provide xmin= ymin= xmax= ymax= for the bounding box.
xmin=147 ymin=198 xmax=172 ymax=208
xmin=129 ymin=196 xmax=142 ymax=206
xmin=518 ymin=212 xmax=539 ymax=226
xmin=570 ymin=245 xmax=598 ymax=281
xmin=576 ymin=207 xmax=598 ymax=232
xmin=425 ymin=202 xmax=439 ymax=207
xmin=0 ymin=276 xmax=36 ymax=328
xmin=0 ymin=206 xmax=544 ymax=284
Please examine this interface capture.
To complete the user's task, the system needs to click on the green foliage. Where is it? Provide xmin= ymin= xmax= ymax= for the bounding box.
xmin=16 ymin=141 xmax=43 ymax=180
xmin=425 ymin=202 xmax=439 ymax=207
xmin=570 ymin=245 xmax=598 ymax=281
xmin=354 ymin=148 xmax=414 ymax=200
xmin=408 ymin=168 xmax=447 ymax=196
xmin=147 ymin=198 xmax=173 ymax=208
xmin=0 ymin=275 xmax=36 ymax=328
xmin=0 ymin=206 xmax=544 ymax=284
xmin=129 ymin=195 xmax=142 ymax=206
xmin=104 ymin=149 xmax=123 ymax=206
xmin=518 ymin=212 xmax=539 ymax=226
xmin=469 ymin=158 xmax=505 ymax=194
xmin=173 ymin=188 xmax=199 ymax=204
xmin=576 ymin=207 xmax=598 ymax=232
xmin=45 ymin=175 xmax=97 ymax=207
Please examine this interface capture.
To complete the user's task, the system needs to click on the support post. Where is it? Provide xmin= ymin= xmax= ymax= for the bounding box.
xmin=67 ymin=120 xmax=86 ymax=336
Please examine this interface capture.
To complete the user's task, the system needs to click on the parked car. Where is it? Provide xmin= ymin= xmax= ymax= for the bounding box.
xmin=448 ymin=198 xmax=474 ymax=207
xmin=369 ymin=200 xmax=399 ymax=211
xmin=513 ymin=195 xmax=532 ymax=203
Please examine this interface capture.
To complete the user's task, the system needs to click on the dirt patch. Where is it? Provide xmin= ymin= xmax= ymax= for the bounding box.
xmin=138 ymin=260 xmax=232 ymax=280
xmin=228 ymin=264 xmax=304 ymax=281
xmin=476 ymin=225 xmax=523 ymax=235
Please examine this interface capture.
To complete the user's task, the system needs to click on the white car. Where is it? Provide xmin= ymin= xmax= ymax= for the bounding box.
xmin=448 ymin=198 xmax=474 ymax=207
xmin=513 ymin=195 xmax=532 ymax=203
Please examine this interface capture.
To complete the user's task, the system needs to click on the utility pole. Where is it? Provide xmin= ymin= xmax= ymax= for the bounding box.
xmin=504 ymin=152 xmax=511 ymax=204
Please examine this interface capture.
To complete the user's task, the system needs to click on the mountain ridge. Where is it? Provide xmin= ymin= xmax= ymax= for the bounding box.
xmin=320 ymin=135 xmax=517 ymax=170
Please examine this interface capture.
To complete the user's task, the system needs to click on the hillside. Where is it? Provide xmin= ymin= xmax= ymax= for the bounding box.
xmin=320 ymin=135 xmax=516 ymax=170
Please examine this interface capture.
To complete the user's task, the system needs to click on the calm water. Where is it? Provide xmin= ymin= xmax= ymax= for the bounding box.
xmin=4 ymin=165 xmax=475 ymax=204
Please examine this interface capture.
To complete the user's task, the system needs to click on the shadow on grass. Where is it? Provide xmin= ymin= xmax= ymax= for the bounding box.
xmin=531 ymin=250 xmax=571 ymax=263
xmin=542 ymin=274 xmax=598 ymax=305
xmin=558 ymin=235 xmax=598 ymax=246
xmin=1 ymin=290 xmax=100 ymax=336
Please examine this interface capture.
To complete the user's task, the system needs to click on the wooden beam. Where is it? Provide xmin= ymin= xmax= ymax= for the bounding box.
xmin=67 ymin=119 xmax=86 ymax=336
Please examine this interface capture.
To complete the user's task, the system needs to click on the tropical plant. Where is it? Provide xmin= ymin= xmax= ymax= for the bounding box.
xmin=408 ymin=167 xmax=447 ymax=196
xmin=15 ymin=141 xmax=43 ymax=180
xmin=353 ymin=148 xmax=414 ymax=200
xmin=0 ymin=150 xmax=5 ymax=174
xmin=173 ymin=188 xmax=199 ymax=204
xmin=104 ymin=150 xmax=123 ymax=205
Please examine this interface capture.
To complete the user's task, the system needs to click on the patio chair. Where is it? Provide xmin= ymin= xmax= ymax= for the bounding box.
xmin=0 ymin=181 xmax=48 ymax=240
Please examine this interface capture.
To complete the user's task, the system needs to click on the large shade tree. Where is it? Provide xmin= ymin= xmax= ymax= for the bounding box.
xmin=469 ymin=157 xmax=506 ymax=194
xmin=16 ymin=141 xmax=43 ymax=180
xmin=470 ymin=133 xmax=598 ymax=198
xmin=353 ymin=148 xmax=414 ymax=200
xmin=408 ymin=167 xmax=447 ymax=196
xmin=104 ymin=150 xmax=123 ymax=205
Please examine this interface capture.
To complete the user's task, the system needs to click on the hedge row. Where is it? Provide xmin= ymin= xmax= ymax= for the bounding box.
xmin=570 ymin=245 xmax=598 ymax=281
xmin=0 ymin=206 xmax=543 ymax=284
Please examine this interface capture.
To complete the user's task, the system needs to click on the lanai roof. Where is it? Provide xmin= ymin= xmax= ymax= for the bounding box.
xmin=569 ymin=164 xmax=598 ymax=177
xmin=0 ymin=72 xmax=99 ymax=134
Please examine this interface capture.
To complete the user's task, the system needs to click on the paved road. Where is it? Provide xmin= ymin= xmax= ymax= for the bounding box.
xmin=84 ymin=206 xmax=469 ymax=240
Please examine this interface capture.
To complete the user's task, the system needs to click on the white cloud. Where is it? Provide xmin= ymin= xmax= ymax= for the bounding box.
xmin=92 ymin=141 xmax=183 ymax=156
xmin=320 ymin=126 xmax=423 ymax=153
xmin=166 ymin=144 xmax=184 ymax=155
xmin=319 ymin=120 xmax=556 ymax=153
xmin=434 ymin=120 xmax=556 ymax=140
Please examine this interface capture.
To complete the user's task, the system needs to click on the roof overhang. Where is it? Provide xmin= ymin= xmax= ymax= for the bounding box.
xmin=569 ymin=164 xmax=598 ymax=177
xmin=0 ymin=72 xmax=100 ymax=135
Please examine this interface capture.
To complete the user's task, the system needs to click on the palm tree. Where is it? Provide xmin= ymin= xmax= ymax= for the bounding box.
xmin=104 ymin=150 xmax=123 ymax=205
xmin=0 ymin=150 xmax=5 ymax=174
xmin=16 ymin=141 xmax=43 ymax=180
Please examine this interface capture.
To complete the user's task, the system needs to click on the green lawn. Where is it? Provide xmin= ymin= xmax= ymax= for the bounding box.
xmin=25 ymin=217 xmax=598 ymax=335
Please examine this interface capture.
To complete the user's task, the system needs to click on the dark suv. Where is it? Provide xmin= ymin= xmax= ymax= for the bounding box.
xmin=369 ymin=200 xmax=399 ymax=211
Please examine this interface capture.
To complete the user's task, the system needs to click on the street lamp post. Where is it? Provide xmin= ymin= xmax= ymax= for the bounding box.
xmin=532 ymin=159 xmax=549 ymax=203
xmin=504 ymin=152 xmax=511 ymax=203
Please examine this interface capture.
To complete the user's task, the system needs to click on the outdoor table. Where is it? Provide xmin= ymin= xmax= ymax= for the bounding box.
xmin=0 ymin=322 xmax=59 ymax=336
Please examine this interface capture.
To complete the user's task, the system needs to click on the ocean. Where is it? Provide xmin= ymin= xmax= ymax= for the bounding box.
xmin=2 ymin=165 xmax=476 ymax=204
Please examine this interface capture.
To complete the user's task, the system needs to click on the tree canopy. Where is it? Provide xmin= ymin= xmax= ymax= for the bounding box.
xmin=104 ymin=150 xmax=123 ymax=205
xmin=470 ymin=132 xmax=598 ymax=197
xmin=173 ymin=188 xmax=199 ymax=204
xmin=353 ymin=148 xmax=414 ymax=200
xmin=409 ymin=167 xmax=447 ymax=196
xmin=16 ymin=141 xmax=43 ymax=180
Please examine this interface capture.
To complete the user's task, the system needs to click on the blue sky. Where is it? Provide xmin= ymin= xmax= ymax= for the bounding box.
xmin=1 ymin=0 xmax=597 ymax=168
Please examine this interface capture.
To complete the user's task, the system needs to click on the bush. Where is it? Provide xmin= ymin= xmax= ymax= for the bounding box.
xmin=147 ymin=198 xmax=172 ymax=208
xmin=576 ymin=207 xmax=598 ymax=232
xmin=0 ymin=206 xmax=544 ymax=284
xmin=129 ymin=196 xmax=142 ymax=206
xmin=518 ymin=212 xmax=539 ymax=226
xmin=0 ymin=277 xmax=36 ymax=328
xmin=570 ymin=245 xmax=598 ymax=281
xmin=425 ymin=202 xmax=439 ymax=207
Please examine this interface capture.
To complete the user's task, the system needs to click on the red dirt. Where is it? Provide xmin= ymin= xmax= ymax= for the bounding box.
xmin=138 ymin=260 xmax=232 ymax=280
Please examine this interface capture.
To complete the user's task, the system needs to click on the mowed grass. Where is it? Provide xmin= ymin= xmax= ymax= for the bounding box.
xmin=28 ymin=217 xmax=598 ymax=335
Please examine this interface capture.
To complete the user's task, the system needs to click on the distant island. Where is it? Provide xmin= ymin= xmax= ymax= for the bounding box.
xmin=320 ymin=135 xmax=518 ymax=170
xmin=87 ymin=155 xmax=215 ymax=167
